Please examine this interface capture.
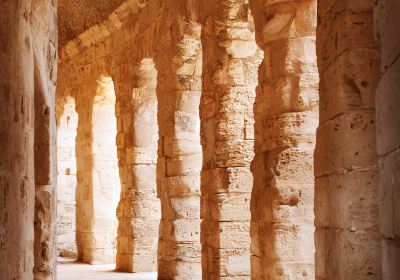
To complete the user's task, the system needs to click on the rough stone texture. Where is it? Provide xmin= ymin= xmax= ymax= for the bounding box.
xmin=0 ymin=0 xmax=57 ymax=279
xmin=199 ymin=1 xmax=261 ymax=279
xmin=114 ymin=59 xmax=160 ymax=272
xmin=75 ymin=76 xmax=120 ymax=264
xmin=56 ymin=97 xmax=78 ymax=258
xmin=4 ymin=0 xmax=400 ymax=279
xmin=58 ymin=0 xmax=124 ymax=48
xmin=58 ymin=1 xmax=203 ymax=278
xmin=375 ymin=0 xmax=400 ymax=279
xmin=249 ymin=0 xmax=319 ymax=279
xmin=57 ymin=54 xmax=121 ymax=265
xmin=315 ymin=0 xmax=382 ymax=279
xmin=154 ymin=17 xmax=203 ymax=280
xmin=33 ymin=1 xmax=58 ymax=279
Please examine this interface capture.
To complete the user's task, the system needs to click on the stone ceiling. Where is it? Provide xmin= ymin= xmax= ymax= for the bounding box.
xmin=58 ymin=0 xmax=125 ymax=48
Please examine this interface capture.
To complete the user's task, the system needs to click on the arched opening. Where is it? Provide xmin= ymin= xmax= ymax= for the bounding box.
xmin=77 ymin=75 xmax=120 ymax=264
xmin=56 ymin=96 xmax=78 ymax=259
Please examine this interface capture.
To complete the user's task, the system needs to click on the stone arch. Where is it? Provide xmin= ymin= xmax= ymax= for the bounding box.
xmin=115 ymin=58 xmax=161 ymax=272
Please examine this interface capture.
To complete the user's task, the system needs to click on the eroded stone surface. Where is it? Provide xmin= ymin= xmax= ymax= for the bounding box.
xmin=2 ymin=0 xmax=400 ymax=280
xmin=375 ymin=0 xmax=400 ymax=279
xmin=315 ymin=0 xmax=382 ymax=279
xmin=0 ymin=1 xmax=57 ymax=279
xmin=199 ymin=1 xmax=261 ymax=279
xmin=249 ymin=0 xmax=319 ymax=279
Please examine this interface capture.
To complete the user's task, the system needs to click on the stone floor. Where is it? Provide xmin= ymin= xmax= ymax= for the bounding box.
xmin=57 ymin=258 xmax=157 ymax=280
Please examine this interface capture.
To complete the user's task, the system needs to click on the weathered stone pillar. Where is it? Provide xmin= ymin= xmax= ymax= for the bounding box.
xmin=115 ymin=59 xmax=160 ymax=272
xmin=375 ymin=0 xmax=400 ymax=278
xmin=200 ymin=1 xmax=261 ymax=278
xmin=0 ymin=1 xmax=36 ymax=279
xmin=32 ymin=1 xmax=58 ymax=279
xmin=76 ymin=77 xmax=120 ymax=264
xmin=315 ymin=0 xmax=381 ymax=279
xmin=155 ymin=21 xmax=203 ymax=279
xmin=0 ymin=0 xmax=57 ymax=279
xmin=33 ymin=63 xmax=57 ymax=280
xmin=249 ymin=0 xmax=319 ymax=278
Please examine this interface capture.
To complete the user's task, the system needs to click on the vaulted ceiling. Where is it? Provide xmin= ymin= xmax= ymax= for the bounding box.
xmin=58 ymin=0 xmax=124 ymax=48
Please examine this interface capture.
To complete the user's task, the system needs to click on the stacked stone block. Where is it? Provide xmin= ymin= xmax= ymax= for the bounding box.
xmin=200 ymin=1 xmax=261 ymax=278
xmin=315 ymin=0 xmax=381 ymax=279
xmin=75 ymin=77 xmax=120 ymax=264
xmin=375 ymin=0 xmax=400 ymax=278
xmin=155 ymin=19 xmax=203 ymax=279
xmin=115 ymin=59 xmax=160 ymax=272
xmin=249 ymin=0 xmax=319 ymax=278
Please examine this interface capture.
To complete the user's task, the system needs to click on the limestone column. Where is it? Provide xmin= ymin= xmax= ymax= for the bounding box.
xmin=113 ymin=63 xmax=134 ymax=270
xmin=31 ymin=1 xmax=58 ymax=279
xmin=0 ymin=0 xmax=57 ymax=279
xmin=315 ymin=0 xmax=381 ymax=279
xmin=375 ymin=0 xmax=400 ymax=278
xmin=155 ymin=21 xmax=203 ymax=279
xmin=115 ymin=59 xmax=160 ymax=272
xmin=200 ymin=1 xmax=261 ymax=278
xmin=248 ymin=0 xmax=319 ymax=278
xmin=76 ymin=77 xmax=120 ymax=264
xmin=33 ymin=62 xmax=57 ymax=280
xmin=0 ymin=1 xmax=36 ymax=278
xmin=75 ymin=81 xmax=95 ymax=263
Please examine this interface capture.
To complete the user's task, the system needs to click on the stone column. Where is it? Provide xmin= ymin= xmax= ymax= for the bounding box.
xmin=115 ymin=59 xmax=160 ymax=272
xmin=200 ymin=1 xmax=261 ymax=278
xmin=76 ymin=77 xmax=120 ymax=264
xmin=0 ymin=1 xmax=36 ymax=279
xmin=155 ymin=21 xmax=203 ymax=279
xmin=249 ymin=0 xmax=319 ymax=278
xmin=315 ymin=0 xmax=381 ymax=279
xmin=75 ymin=81 xmax=95 ymax=263
xmin=33 ymin=62 xmax=57 ymax=280
xmin=375 ymin=0 xmax=400 ymax=278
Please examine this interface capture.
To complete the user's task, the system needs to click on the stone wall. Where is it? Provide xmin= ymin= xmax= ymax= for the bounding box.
xmin=315 ymin=0 xmax=381 ymax=279
xmin=375 ymin=0 xmax=400 ymax=278
xmin=199 ymin=1 xmax=261 ymax=278
xmin=249 ymin=0 xmax=319 ymax=279
xmin=0 ymin=0 xmax=57 ymax=279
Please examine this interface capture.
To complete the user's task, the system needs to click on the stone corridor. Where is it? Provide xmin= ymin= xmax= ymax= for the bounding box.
xmin=57 ymin=258 xmax=156 ymax=280
xmin=0 ymin=0 xmax=400 ymax=280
